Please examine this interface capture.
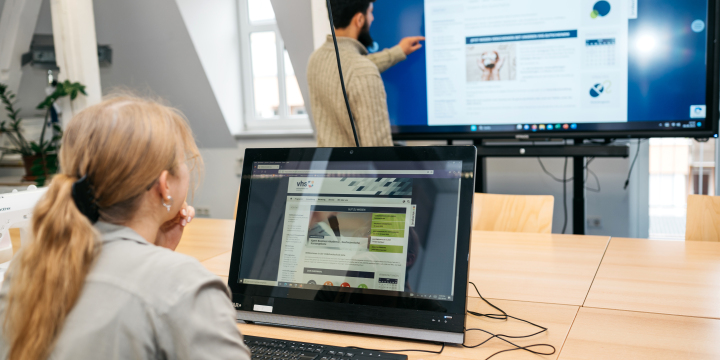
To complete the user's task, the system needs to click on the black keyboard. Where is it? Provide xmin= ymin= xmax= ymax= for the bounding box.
xmin=244 ymin=335 xmax=408 ymax=360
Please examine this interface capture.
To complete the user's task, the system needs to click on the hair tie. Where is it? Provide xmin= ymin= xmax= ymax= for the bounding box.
xmin=71 ymin=175 xmax=100 ymax=224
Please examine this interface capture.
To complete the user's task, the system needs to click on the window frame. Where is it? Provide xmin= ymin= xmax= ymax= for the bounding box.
xmin=238 ymin=0 xmax=311 ymax=131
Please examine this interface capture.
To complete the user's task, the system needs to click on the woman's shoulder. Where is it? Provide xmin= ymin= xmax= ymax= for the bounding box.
xmin=90 ymin=239 xmax=227 ymax=310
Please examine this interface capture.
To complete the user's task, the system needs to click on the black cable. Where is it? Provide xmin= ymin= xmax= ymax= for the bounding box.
xmin=536 ymin=157 xmax=598 ymax=188
xmin=537 ymin=157 xmax=570 ymax=182
xmin=537 ymin=156 xmax=601 ymax=231
xmin=561 ymin=157 xmax=568 ymax=234
xmin=624 ymin=139 xmax=644 ymax=190
xmin=464 ymin=282 xmax=556 ymax=359
xmin=586 ymin=167 xmax=601 ymax=193
xmin=352 ymin=282 xmax=555 ymax=358
xmin=326 ymin=0 xmax=361 ymax=147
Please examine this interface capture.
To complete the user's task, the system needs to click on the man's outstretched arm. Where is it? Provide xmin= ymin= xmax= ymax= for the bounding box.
xmin=367 ymin=36 xmax=425 ymax=73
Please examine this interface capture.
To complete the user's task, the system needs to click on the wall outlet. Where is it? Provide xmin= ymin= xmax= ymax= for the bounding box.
xmin=587 ymin=217 xmax=602 ymax=229
xmin=195 ymin=208 xmax=211 ymax=218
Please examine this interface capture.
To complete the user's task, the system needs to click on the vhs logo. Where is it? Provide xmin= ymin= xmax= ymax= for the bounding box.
xmin=296 ymin=181 xmax=314 ymax=188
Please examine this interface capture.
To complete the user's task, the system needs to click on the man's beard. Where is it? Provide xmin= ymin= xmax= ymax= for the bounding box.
xmin=358 ymin=22 xmax=374 ymax=49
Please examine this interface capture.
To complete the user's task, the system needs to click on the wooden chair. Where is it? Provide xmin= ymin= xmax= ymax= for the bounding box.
xmin=686 ymin=195 xmax=720 ymax=241
xmin=473 ymin=193 xmax=555 ymax=234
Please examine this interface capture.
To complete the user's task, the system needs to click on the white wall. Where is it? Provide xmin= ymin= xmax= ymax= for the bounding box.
xmin=175 ymin=0 xmax=243 ymax=135
xmin=12 ymin=0 xmax=243 ymax=219
xmin=270 ymin=0 xmax=317 ymax=132
xmin=310 ymin=0 xmax=331 ymax=50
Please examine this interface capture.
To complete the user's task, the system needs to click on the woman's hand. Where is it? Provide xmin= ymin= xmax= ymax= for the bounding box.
xmin=155 ymin=202 xmax=195 ymax=251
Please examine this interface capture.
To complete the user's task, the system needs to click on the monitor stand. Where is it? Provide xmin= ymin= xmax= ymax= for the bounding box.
xmin=466 ymin=139 xmax=630 ymax=235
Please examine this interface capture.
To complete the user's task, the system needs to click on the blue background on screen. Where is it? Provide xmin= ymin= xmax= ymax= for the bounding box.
xmin=370 ymin=0 xmax=709 ymax=127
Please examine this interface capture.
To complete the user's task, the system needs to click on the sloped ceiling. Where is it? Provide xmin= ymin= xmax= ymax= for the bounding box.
xmin=93 ymin=0 xmax=235 ymax=148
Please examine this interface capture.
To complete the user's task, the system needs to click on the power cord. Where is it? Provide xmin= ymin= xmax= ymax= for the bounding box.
xmin=537 ymin=157 xmax=601 ymax=234
xmin=562 ymin=157 xmax=568 ymax=234
xmin=536 ymin=157 xmax=599 ymax=188
xmin=624 ymin=139 xmax=645 ymax=190
xmin=465 ymin=282 xmax=556 ymax=359
xmin=354 ymin=283 xmax=555 ymax=359
xmin=325 ymin=0 xmax=361 ymax=147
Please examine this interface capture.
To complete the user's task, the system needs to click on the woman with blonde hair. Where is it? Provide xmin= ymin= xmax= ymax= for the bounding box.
xmin=0 ymin=96 xmax=251 ymax=360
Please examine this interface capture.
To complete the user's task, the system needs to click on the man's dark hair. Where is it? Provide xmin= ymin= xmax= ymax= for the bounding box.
xmin=328 ymin=0 xmax=376 ymax=29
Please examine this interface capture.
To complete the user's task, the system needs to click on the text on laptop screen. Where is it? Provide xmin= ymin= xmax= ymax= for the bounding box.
xmin=237 ymin=161 xmax=464 ymax=301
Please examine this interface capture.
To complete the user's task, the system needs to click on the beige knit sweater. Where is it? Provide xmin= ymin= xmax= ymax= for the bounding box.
xmin=307 ymin=36 xmax=406 ymax=147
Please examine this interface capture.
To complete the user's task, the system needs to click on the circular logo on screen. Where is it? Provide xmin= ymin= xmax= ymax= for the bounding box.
xmin=307 ymin=280 xmax=317 ymax=285
xmin=589 ymin=83 xmax=605 ymax=98
xmin=324 ymin=281 xmax=334 ymax=286
xmin=591 ymin=1 xmax=611 ymax=19
xmin=358 ymin=284 xmax=368 ymax=289
xmin=692 ymin=20 xmax=706 ymax=33
xmin=341 ymin=282 xmax=351 ymax=288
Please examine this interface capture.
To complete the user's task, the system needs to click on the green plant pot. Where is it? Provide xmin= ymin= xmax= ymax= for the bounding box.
xmin=21 ymin=155 xmax=41 ymax=181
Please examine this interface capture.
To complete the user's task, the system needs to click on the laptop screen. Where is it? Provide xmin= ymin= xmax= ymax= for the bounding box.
xmin=237 ymin=160 xmax=464 ymax=302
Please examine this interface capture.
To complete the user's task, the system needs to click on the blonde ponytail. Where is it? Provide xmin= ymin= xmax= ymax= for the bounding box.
xmin=5 ymin=175 xmax=98 ymax=360
xmin=3 ymin=96 xmax=202 ymax=360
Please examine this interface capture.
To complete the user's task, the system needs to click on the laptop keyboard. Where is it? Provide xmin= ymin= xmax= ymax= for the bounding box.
xmin=244 ymin=335 xmax=408 ymax=360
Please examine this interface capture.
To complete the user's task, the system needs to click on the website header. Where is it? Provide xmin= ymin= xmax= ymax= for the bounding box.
xmin=288 ymin=177 xmax=413 ymax=196
xmin=279 ymin=170 xmax=433 ymax=175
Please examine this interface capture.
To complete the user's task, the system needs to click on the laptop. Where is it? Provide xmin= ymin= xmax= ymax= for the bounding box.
xmin=228 ymin=146 xmax=476 ymax=344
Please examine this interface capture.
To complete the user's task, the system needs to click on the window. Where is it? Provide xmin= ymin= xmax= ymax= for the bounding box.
xmin=239 ymin=0 xmax=310 ymax=131
xmin=648 ymin=138 xmax=716 ymax=240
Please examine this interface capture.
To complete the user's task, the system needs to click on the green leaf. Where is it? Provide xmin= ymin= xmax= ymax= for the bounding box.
xmin=30 ymin=163 xmax=44 ymax=173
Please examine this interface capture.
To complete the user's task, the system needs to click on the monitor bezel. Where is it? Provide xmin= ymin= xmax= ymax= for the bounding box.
xmin=390 ymin=0 xmax=720 ymax=141
xmin=228 ymin=146 xmax=477 ymax=343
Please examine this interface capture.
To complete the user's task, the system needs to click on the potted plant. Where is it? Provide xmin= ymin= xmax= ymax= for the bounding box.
xmin=0 ymin=81 xmax=86 ymax=186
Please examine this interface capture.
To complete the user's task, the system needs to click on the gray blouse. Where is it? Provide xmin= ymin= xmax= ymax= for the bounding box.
xmin=0 ymin=222 xmax=251 ymax=360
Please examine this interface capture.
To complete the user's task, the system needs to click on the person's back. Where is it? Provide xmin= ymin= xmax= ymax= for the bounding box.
xmin=307 ymin=0 xmax=424 ymax=147
xmin=308 ymin=36 xmax=402 ymax=147
xmin=0 ymin=96 xmax=250 ymax=360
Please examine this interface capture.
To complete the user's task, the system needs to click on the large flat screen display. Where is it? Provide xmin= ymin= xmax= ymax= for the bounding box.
xmin=372 ymin=0 xmax=719 ymax=139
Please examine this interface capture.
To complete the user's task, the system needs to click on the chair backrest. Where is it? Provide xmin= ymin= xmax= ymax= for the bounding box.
xmin=473 ymin=193 xmax=554 ymax=234
xmin=686 ymin=195 xmax=720 ymax=241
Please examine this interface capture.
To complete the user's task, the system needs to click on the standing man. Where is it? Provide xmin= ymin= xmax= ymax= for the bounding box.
xmin=308 ymin=0 xmax=424 ymax=147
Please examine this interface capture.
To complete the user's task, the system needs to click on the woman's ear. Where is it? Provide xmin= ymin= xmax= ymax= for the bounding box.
xmin=156 ymin=170 xmax=171 ymax=201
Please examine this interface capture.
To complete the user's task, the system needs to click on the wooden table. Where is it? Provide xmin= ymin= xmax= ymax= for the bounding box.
xmin=469 ymin=231 xmax=609 ymax=306
xmin=239 ymin=298 xmax=579 ymax=360
xmin=175 ymin=218 xmax=235 ymax=262
xmin=179 ymin=220 xmax=720 ymax=359
xmin=559 ymin=307 xmax=720 ymax=360
xmin=584 ymin=237 xmax=720 ymax=319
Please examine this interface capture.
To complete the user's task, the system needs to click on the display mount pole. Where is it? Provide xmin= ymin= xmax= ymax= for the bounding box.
xmin=572 ymin=139 xmax=587 ymax=235
xmin=471 ymin=139 xmax=629 ymax=235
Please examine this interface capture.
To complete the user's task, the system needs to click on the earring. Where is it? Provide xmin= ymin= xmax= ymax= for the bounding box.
xmin=162 ymin=195 xmax=174 ymax=212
